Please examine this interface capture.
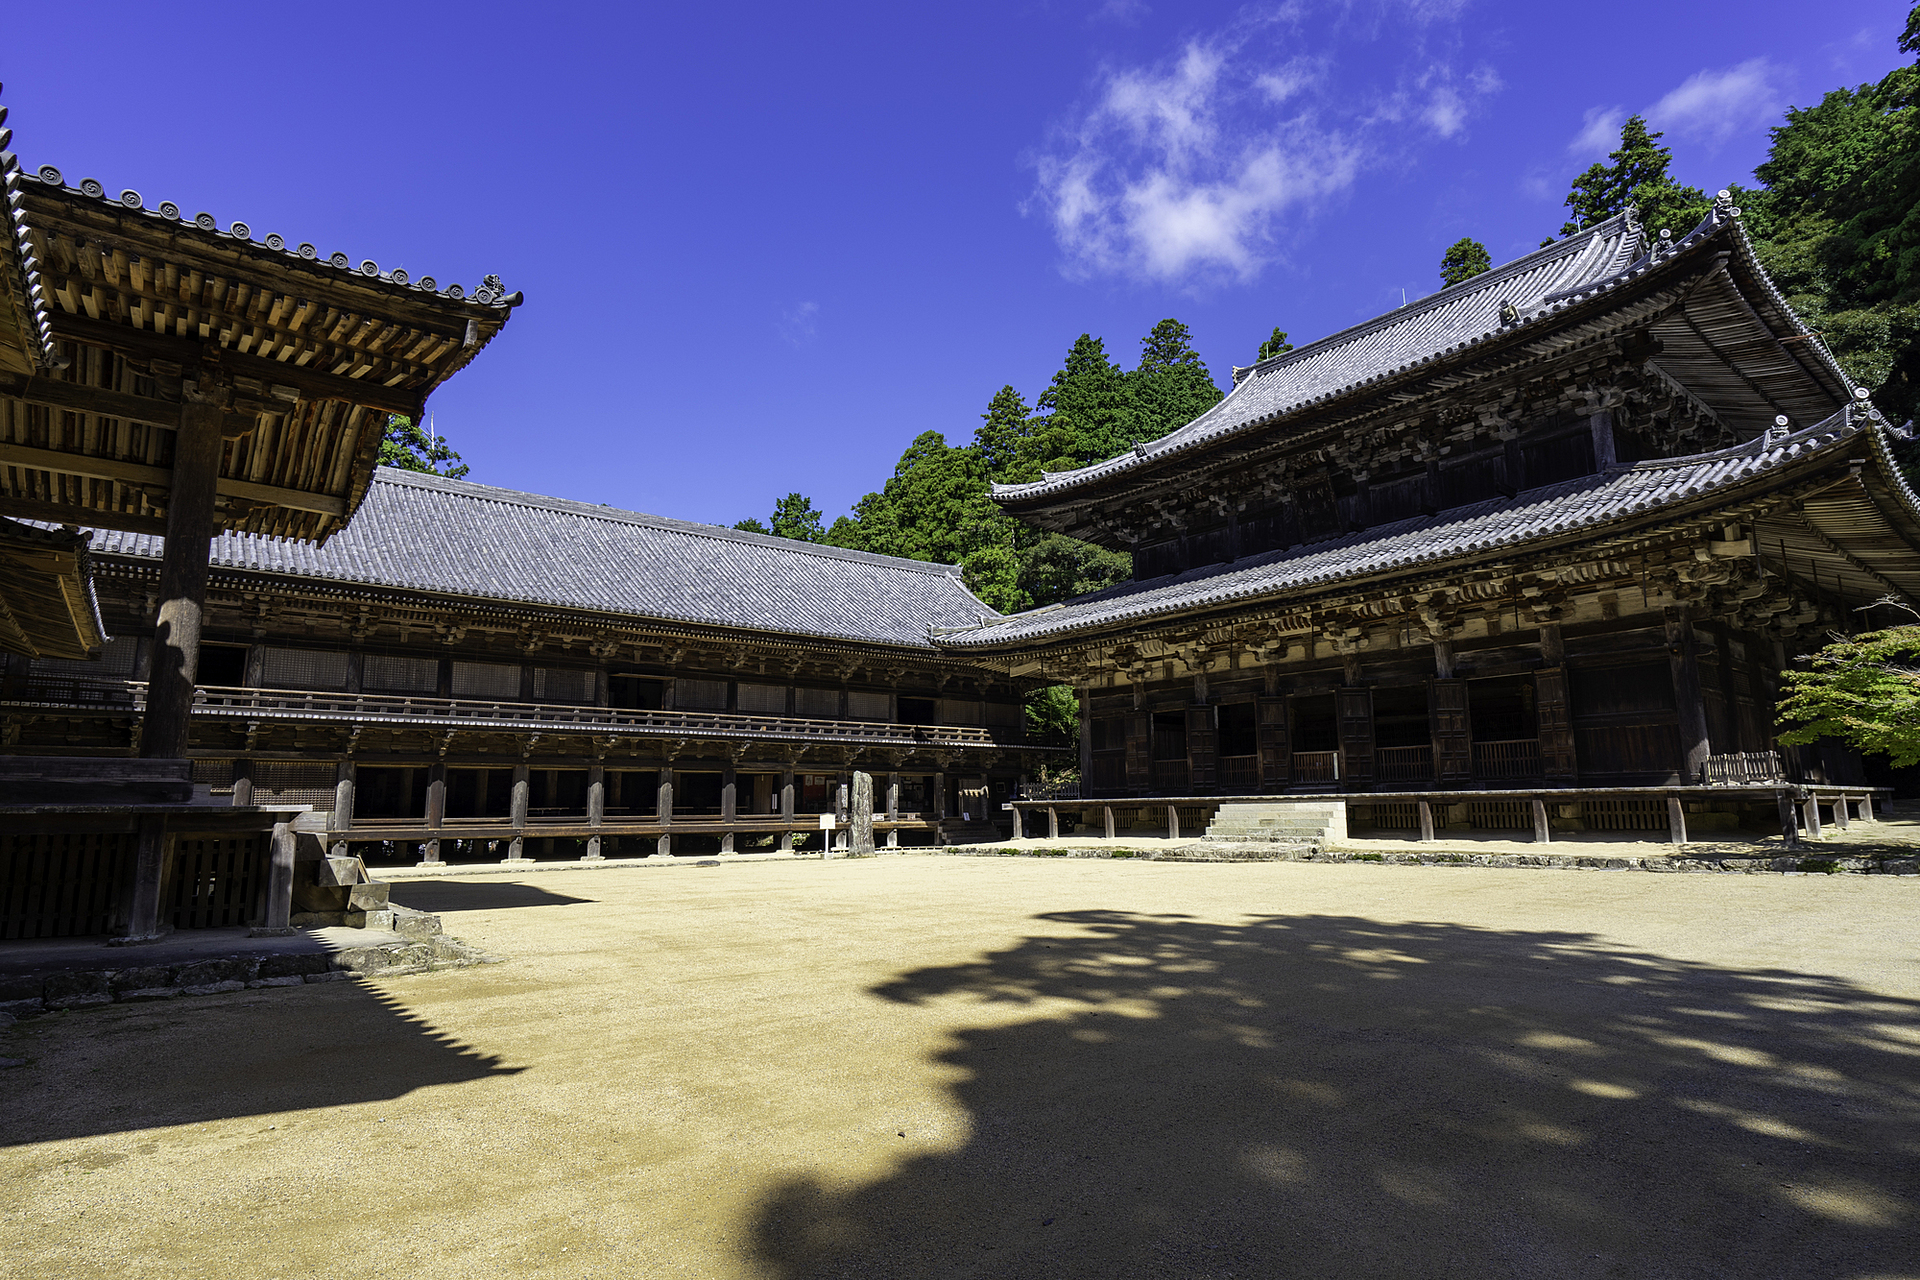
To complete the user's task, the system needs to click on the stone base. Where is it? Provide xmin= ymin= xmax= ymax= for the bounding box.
xmin=248 ymin=926 xmax=297 ymax=938
xmin=579 ymin=853 xmax=605 ymax=862
xmin=416 ymin=859 xmax=448 ymax=869
xmin=499 ymin=857 xmax=536 ymax=867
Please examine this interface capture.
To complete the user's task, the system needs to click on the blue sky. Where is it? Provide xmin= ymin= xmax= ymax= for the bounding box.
xmin=10 ymin=1 xmax=1912 ymax=528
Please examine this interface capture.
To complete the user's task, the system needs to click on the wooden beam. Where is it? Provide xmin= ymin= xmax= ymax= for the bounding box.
xmin=0 ymin=493 xmax=167 ymax=536
xmin=2 ymin=375 xmax=183 ymax=429
xmin=47 ymin=314 xmax=426 ymax=416
xmin=0 ymin=441 xmax=348 ymax=517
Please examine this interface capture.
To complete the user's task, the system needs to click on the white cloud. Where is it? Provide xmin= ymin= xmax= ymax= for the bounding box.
xmin=778 ymin=301 xmax=819 ymax=347
xmin=1030 ymin=29 xmax=1496 ymax=285
xmin=1647 ymin=58 xmax=1783 ymax=146
xmin=1569 ymin=105 xmax=1624 ymax=159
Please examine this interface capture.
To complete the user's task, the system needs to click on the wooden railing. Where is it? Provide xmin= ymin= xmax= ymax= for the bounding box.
xmin=1217 ymin=755 xmax=1259 ymax=791
xmin=1375 ymin=745 xmax=1433 ymax=783
xmin=1700 ymin=751 xmax=1787 ymax=785
xmin=1292 ymin=751 xmax=1339 ymax=782
xmin=3 ymin=679 xmax=1040 ymax=751
xmin=1472 ymin=739 xmax=1541 ymax=779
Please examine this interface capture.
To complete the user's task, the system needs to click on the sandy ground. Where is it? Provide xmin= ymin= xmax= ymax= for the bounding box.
xmin=3 ymin=856 xmax=1917 ymax=1280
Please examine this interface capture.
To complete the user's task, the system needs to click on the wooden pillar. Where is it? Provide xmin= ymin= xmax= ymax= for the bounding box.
xmin=835 ymin=777 xmax=850 ymax=852
xmin=1779 ymin=791 xmax=1803 ymax=851
xmin=1047 ymin=806 xmax=1060 ymax=839
xmin=887 ymin=772 xmax=900 ymax=819
xmin=1417 ymin=799 xmax=1436 ymax=842
xmin=330 ymin=760 xmax=356 ymax=857
xmin=1104 ymin=805 xmax=1116 ymax=839
xmin=139 ymin=384 xmax=225 ymax=761
xmin=257 ymin=821 xmax=296 ymax=935
xmin=719 ymin=765 xmax=737 ymax=855
xmin=123 ymin=814 xmax=170 ymax=941
xmin=1861 ymin=791 xmax=1875 ymax=822
xmin=507 ymin=762 xmax=531 ymax=862
xmin=1666 ymin=607 xmax=1712 ymax=782
xmin=585 ymin=763 xmax=606 ymax=860
xmin=851 ymin=771 xmax=875 ymax=855
xmin=1803 ymin=794 xmax=1823 ymax=839
xmin=1538 ymin=623 xmax=1566 ymax=666
xmin=1432 ymin=637 xmax=1455 ymax=679
xmin=1832 ymin=794 xmax=1850 ymax=830
xmin=1590 ymin=409 xmax=1617 ymax=470
xmin=1078 ymin=687 xmax=1093 ymax=779
xmin=654 ymin=772 xmax=675 ymax=857
xmin=1166 ymin=804 xmax=1180 ymax=840
xmin=421 ymin=762 xmax=447 ymax=867
xmin=1667 ymin=795 xmax=1688 ymax=845
xmin=1531 ymin=797 xmax=1550 ymax=844
xmin=230 ymin=759 xmax=254 ymax=808
xmin=778 ymin=767 xmax=795 ymax=851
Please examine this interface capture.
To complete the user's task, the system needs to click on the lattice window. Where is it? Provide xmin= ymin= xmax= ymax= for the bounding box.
xmin=251 ymin=762 xmax=337 ymax=805
xmin=1582 ymin=798 xmax=1666 ymax=831
xmin=677 ymin=679 xmax=728 ymax=711
xmin=938 ymin=698 xmax=982 ymax=725
xmin=452 ymin=661 xmax=523 ymax=700
xmin=169 ymin=836 xmax=264 ymax=930
xmin=737 ymin=683 xmax=788 ymax=715
xmin=795 ymin=687 xmax=840 ymax=718
xmin=534 ymin=667 xmax=593 ymax=703
xmin=847 ymin=690 xmax=891 ymax=721
xmin=29 ymin=634 xmax=138 ymax=679
xmin=190 ymin=758 xmax=236 ymax=794
xmin=262 ymin=646 xmax=349 ymax=690
xmin=0 ymin=831 xmax=138 ymax=939
xmin=1465 ymin=801 xmax=1531 ymax=830
xmin=364 ymin=654 xmax=439 ymax=693
xmin=982 ymin=701 xmax=1021 ymax=727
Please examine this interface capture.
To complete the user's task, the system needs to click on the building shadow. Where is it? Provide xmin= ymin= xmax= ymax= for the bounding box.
xmin=1 ymin=970 xmax=518 ymax=1148
xmin=386 ymin=880 xmax=595 ymax=913
xmin=747 ymin=911 xmax=1920 ymax=1279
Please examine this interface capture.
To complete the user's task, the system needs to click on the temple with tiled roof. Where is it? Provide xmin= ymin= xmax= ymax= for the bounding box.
xmin=947 ymin=196 xmax=1916 ymax=841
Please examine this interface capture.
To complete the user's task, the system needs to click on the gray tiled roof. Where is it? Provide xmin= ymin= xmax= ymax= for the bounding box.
xmin=944 ymin=408 xmax=1878 ymax=649
xmin=91 ymin=469 xmax=995 ymax=649
xmin=992 ymin=212 xmax=1659 ymax=505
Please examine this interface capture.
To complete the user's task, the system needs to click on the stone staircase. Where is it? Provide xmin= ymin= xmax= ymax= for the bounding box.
xmin=290 ymin=837 xmax=393 ymax=928
xmin=1203 ymin=800 xmax=1348 ymax=846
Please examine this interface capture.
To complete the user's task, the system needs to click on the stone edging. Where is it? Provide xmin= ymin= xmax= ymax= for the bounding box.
xmin=918 ymin=844 xmax=1920 ymax=875
xmin=0 ymin=934 xmax=496 ymax=1026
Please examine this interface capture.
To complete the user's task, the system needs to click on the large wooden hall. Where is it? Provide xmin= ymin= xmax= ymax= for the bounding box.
xmin=2 ymin=86 xmax=1916 ymax=942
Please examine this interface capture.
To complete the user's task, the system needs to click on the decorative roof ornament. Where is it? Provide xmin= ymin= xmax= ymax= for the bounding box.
xmin=1766 ymin=414 xmax=1792 ymax=444
xmin=1498 ymin=300 xmax=1519 ymax=325
xmin=1711 ymin=189 xmax=1741 ymax=224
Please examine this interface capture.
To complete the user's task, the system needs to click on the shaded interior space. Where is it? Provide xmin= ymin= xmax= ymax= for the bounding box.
xmin=748 ymin=906 xmax=1920 ymax=1280
xmin=606 ymin=673 xmax=665 ymax=710
xmin=1290 ymin=693 xmax=1339 ymax=752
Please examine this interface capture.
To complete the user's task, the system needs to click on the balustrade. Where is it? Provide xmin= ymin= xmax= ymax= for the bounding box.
xmin=1471 ymin=739 xmax=1542 ymax=779
xmin=1375 ymin=745 xmax=1433 ymax=783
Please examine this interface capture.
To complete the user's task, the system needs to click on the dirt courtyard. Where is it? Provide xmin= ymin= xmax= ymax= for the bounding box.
xmin=3 ymin=857 xmax=1917 ymax=1279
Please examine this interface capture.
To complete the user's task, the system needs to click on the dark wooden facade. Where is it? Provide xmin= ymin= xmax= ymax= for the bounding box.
xmin=952 ymin=201 xmax=1919 ymax=805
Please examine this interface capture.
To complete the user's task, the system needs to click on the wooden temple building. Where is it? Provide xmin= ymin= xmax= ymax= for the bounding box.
xmin=5 ymin=468 xmax=1041 ymax=868
xmin=958 ymin=198 xmax=1916 ymax=842
xmin=2 ymin=96 xmax=1913 ymax=943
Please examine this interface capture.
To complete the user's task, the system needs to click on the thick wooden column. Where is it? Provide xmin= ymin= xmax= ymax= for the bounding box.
xmin=330 ymin=760 xmax=356 ymax=857
xmin=851 ymin=771 xmax=875 ymax=855
xmin=122 ymin=814 xmax=171 ymax=941
xmin=886 ymin=772 xmax=900 ymax=849
xmin=140 ymin=381 xmax=226 ymax=760
xmin=933 ymin=771 xmax=947 ymax=845
xmin=506 ymin=762 xmax=531 ymax=862
xmin=256 ymin=821 xmax=297 ymax=935
xmin=585 ymin=763 xmax=606 ymax=860
xmin=230 ymin=759 xmax=254 ymax=808
xmin=1666 ymin=607 xmax=1713 ymax=782
xmin=1077 ymin=688 xmax=1093 ymax=779
xmin=654 ymin=771 xmax=675 ymax=857
xmin=778 ymin=767 xmax=796 ymax=851
xmin=1256 ymin=696 xmax=1290 ymax=790
xmin=421 ymin=762 xmax=447 ymax=867
xmin=719 ymin=765 xmax=737 ymax=854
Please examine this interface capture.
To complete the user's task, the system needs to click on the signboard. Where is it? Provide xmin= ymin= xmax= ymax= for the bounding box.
xmin=817 ymin=814 xmax=837 ymax=830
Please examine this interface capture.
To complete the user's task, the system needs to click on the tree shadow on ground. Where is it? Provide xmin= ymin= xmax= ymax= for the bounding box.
xmin=0 ymin=976 xmax=519 ymax=1147
xmin=750 ymin=911 xmax=1920 ymax=1280
xmin=386 ymin=880 xmax=595 ymax=913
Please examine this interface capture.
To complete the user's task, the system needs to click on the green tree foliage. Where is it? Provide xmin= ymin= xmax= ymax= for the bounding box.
xmin=817 ymin=318 xmax=1226 ymax=614
xmin=1777 ymin=619 xmax=1920 ymax=764
xmin=1737 ymin=10 xmax=1920 ymax=420
xmin=731 ymin=517 xmax=771 ymax=535
xmin=1022 ymin=683 xmax=1080 ymax=748
xmin=379 ymin=415 xmax=469 ymax=479
xmin=768 ymin=493 xmax=825 ymax=542
xmin=1439 ymin=237 xmax=1492 ymax=287
xmin=1559 ymin=115 xmax=1711 ymax=238
xmin=1257 ymin=327 xmax=1294 ymax=362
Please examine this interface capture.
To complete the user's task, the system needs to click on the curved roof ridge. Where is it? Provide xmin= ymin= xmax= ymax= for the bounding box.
xmin=372 ymin=468 xmax=968 ymax=577
xmin=992 ymin=213 xmax=1645 ymax=502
